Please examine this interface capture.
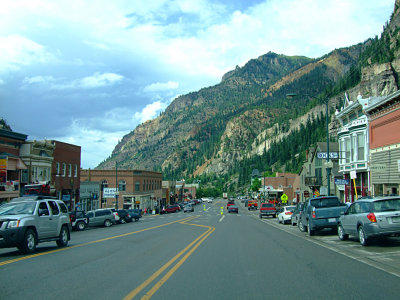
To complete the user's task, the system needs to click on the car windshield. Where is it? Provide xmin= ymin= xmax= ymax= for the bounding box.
xmin=262 ymin=204 xmax=273 ymax=208
xmin=310 ymin=197 xmax=339 ymax=208
xmin=0 ymin=202 xmax=36 ymax=215
xmin=372 ymin=199 xmax=400 ymax=212
xmin=286 ymin=207 xmax=295 ymax=212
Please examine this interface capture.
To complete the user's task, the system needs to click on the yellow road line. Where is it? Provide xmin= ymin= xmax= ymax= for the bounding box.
xmin=123 ymin=220 xmax=215 ymax=300
xmin=141 ymin=226 xmax=215 ymax=300
xmin=0 ymin=215 xmax=198 ymax=267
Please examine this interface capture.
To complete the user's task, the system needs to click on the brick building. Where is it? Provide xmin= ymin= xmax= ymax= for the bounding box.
xmin=80 ymin=169 xmax=163 ymax=211
xmin=51 ymin=141 xmax=81 ymax=210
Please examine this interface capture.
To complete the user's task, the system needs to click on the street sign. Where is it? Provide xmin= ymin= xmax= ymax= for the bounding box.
xmin=281 ymin=194 xmax=288 ymax=203
xmin=350 ymin=171 xmax=357 ymax=179
xmin=304 ymin=191 xmax=309 ymax=197
xmin=335 ymin=178 xmax=350 ymax=185
xmin=317 ymin=152 xmax=339 ymax=159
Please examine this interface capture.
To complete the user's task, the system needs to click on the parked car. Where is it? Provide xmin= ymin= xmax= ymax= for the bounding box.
xmin=291 ymin=202 xmax=304 ymax=226
xmin=337 ymin=196 xmax=400 ymax=246
xmin=277 ymin=205 xmax=296 ymax=224
xmin=0 ymin=196 xmax=71 ymax=254
xmin=184 ymin=204 xmax=194 ymax=213
xmin=259 ymin=203 xmax=277 ymax=218
xmin=127 ymin=209 xmax=142 ymax=221
xmin=228 ymin=205 xmax=239 ymax=213
xmin=164 ymin=204 xmax=181 ymax=213
xmin=109 ymin=208 xmax=121 ymax=222
xmin=298 ymin=196 xmax=347 ymax=236
xmin=86 ymin=209 xmax=116 ymax=227
xmin=69 ymin=210 xmax=89 ymax=231
xmin=116 ymin=209 xmax=133 ymax=224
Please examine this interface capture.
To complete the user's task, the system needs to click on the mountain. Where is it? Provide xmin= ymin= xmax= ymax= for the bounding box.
xmin=98 ymin=1 xmax=400 ymax=193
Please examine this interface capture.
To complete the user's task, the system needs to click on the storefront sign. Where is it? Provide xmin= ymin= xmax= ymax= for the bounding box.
xmin=0 ymin=156 xmax=7 ymax=183
xmin=103 ymin=188 xmax=117 ymax=198
xmin=370 ymin=163 xmax=387 ymax=173
xmin=335 ymin=178 xmax=350 ymax=185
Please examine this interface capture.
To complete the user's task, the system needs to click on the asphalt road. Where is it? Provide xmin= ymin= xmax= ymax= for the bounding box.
xmin=1 ymin=199 xmax=400 ymax=300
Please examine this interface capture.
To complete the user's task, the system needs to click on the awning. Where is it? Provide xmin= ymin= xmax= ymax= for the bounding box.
xmin=1 ymin=154 xmax=28 ymax=170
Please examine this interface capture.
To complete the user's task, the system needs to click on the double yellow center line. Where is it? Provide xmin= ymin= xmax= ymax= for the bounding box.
xmin=123 ymin=216 xmax=215 ymax=300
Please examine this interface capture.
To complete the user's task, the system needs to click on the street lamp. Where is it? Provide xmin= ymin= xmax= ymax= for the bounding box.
xmin=286 ymin=93 xmax=331 ymax=196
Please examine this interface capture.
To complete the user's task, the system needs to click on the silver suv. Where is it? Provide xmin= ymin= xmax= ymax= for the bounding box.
xmin=86 ymin=209 xmax=116 ymax=227
xmin=0 ymin=196 xmax=72 ymax=253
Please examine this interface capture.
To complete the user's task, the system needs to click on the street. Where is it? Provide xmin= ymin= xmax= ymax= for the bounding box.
xmin=1 ymin=199 xmax=400 ymax=300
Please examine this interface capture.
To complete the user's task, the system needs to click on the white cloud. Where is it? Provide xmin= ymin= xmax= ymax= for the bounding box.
xmin=0 ymin=35 xmax=54 ymax=72
xmin=134 ymin=100 xmax=169 ymax=123
xmin=23 ymin=75 xmax=55 ymax=85
xmin=143 ymin=81 xmax=179 ymax=92
xmin=79 ymin=72 xmax=124 ymax=88
xmin=0 ymin=79 xmax=4 ymax=85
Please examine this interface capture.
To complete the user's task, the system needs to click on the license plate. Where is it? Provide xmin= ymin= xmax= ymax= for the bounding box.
xmin=392 ymin=216 xmax=400 ymax=223
xmin=328 ymin=218 xmax=336 ymax=222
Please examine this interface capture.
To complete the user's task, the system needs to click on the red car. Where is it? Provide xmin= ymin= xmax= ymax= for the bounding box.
xmin=226 ymin=200 xmax=235 ymax=209
xmin=164 ymin=204 xmax=181 ymax=213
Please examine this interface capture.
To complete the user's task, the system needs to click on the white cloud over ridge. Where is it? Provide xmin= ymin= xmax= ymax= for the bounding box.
xmin=143 ymin=81 xmax=179 ymax=92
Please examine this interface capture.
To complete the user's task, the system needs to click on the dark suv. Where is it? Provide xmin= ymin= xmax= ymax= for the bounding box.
xmin=69 ymin=210 xmax=89 ymax=231
xmin=116 ymin=209 xmax=132 ymax=224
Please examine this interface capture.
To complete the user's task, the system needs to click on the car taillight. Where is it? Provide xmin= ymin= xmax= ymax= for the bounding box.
xmin=367 ymin=213 xmax=377 ymax=223
xmin=312 ymin=208 xmax=316 ymax=219
xmin=285 ymin=212 xmax=292 ymax=215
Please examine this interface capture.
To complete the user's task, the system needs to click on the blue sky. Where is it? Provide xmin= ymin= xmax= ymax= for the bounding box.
xmin=0 ymin=0 xmax=395 ymax=168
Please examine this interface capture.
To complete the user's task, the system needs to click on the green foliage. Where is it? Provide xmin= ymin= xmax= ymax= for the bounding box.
xmin=251 ymin=177 xmax=261 ymax=192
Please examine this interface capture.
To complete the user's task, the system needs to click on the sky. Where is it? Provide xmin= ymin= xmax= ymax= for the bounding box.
xmin=0 ymin=0 xmax=395 ymax=169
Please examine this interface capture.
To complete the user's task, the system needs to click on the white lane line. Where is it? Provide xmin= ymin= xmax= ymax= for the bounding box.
xmin=219 ymin=215 xmax=225 ymax=223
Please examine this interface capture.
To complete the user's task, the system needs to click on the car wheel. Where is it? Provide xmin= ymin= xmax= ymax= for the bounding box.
xmin=120 ymin=218 xmax=126 ymax=224
xmin=337 ymin=224 xmax=348 ymax=241
xmin=56 ymin=226 xmax=69 ymax=247
xmin=77 ymin=221 xmax=86 ymax=231
xmin=273 ymin=214 xmax=276 ymax=218
xmin=104 ymin=219 xmax=112 ymax=227
xmin=358 ymin=226 xmax=369 ymax=246
xmin=298 ymin=220 xmax=306 ymax=232
xmin=278 ymin=218 xmax=281 ymax=224
xmin=18 ymin=228 xmax=37 ymax=254
xmin=307 ymin=221 xmax=315 ymax=236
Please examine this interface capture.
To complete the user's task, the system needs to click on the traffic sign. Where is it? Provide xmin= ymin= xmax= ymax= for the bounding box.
xmin=281 ymin=194 xmax=288 ymax=203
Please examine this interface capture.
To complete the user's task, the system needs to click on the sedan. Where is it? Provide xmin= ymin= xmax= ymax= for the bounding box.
xmin=184 ymin=204 xmax=194 ymax=213
xmin=277 ymin=205 xmax=296 ymax=224
xmin=228 ymin=205 xmax=239 ymax=213
xmin=337 ymin=196 xmax=400 ymax=246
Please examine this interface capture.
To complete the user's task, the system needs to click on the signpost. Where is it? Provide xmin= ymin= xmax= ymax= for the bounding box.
xmin=350 ymin=171 xmax=358 ymax=200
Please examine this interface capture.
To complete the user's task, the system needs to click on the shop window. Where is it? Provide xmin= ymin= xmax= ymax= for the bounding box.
xmin=345 ymin=138 xmax=350 ymax=164
xmin=357 ymin=133 xmax=365 ymax=161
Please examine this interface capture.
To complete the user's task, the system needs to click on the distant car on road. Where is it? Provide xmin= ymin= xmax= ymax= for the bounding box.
xmin=259 ymin=203 xmax=276 ymax=218
xmin=277 ymin=205 xmax=296 ymax=224
xmin=228 ymin=205 xmax=238 ymax=213
xmin=248 ymin=200 xmax=258 ymax=210
xmin=291 ymin=202 xmax=304 ymax=226
xmin=184 ymin=204 xmax=194 ymax=213
xmin=127 ymin=209 xmax=141 ymax=221
xmin=164 ymin=204 xmax=181 ymax=213
xmin=337 ymin=196 xmax=400 ymax=246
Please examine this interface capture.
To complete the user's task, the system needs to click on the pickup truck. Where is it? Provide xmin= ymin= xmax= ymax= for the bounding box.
xmin=259 ymin=203 xmax=276 ymax=218
xmin=248 ymin=200 xmax=258 ymax=210
xmin=298 ymin=196 xmax=347 ymax=236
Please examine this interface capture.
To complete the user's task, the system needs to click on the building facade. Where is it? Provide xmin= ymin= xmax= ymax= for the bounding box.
xmin=0 ymin=129 xmax=28 ymax=203
xmin=51 ymin=141 xmax=81 ymax=210
xmin=80 ymin=169 xmax=163 ymax=211
xmin=365 ymin=90 xmax=400 ymax=196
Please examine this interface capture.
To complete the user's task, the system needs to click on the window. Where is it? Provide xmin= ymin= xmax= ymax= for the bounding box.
xmin=340 ymin=139 xmax=346 ymax=165
xmin=48 ymin=201 xmax=60 ymax=215
xmin=135 ymin=181 xmax=140 ymax=192
xmin=38 ymin=202 xmax=50 ymax=216
xmin=119 ymin=180 xmax=126 ymax=191
xmin=351 ymin=135 xmax=356 ymax=162
xmin=68 ymin=164 xmax=72 ymax=177
xmin=56 ymin=162 xmax=60 ymax=176
xmin=357 ymin=133 xmax=365 ymax=161
xmin=345 ymin=138 xmax=351 ymax=164
xmin=74 ymin=164 xmax=78 ymax=177
xmin=62 ymin=163 xmax=66 ymax=177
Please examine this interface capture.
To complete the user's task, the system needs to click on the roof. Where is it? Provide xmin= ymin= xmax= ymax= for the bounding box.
xmin=0 ymin=128 xmax=27 ymax=141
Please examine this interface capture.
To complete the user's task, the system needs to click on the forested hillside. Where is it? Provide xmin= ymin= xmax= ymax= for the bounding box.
xmin=98 ymin=2 xmax=400 ymax=194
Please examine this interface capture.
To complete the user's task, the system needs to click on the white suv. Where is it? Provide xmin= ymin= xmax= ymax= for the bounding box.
xmin=0 ymin=196 xmax=72 ymax=253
